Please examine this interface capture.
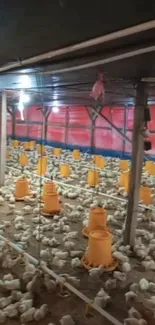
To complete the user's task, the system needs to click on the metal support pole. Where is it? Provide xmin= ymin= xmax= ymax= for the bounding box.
xmin=87 ymin=107 xmax=100 ymax=153
xmin=0 ymin=92 xmax=7 ymax=185
xmin=124 ymin=82 xmax=147 ymax=246
xmin=64 ymin=108 xmax=69 ymax=145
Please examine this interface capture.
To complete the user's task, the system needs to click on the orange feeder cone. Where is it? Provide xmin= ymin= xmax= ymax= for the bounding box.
xmin=14 ymin=178 xmax=31 ymax=201
xmin=72 ymin=149 xmax=81 ymax=160
xmin=42 ymin=181 xmax=56 ymax=201
xmin=24 ymin=142 xmax=30 ymax=151
xmin=82 ymin=207 xmax=107 ymax=237
xmin=87 ymin=170 xmax=100 ymax=186
xmin=120 ymin=160 xmax=129 ymax=171
xmin=145 ymin=161 xmax=155 ymax=175
xmin=38 ymin=144 xmax=45 ymax=155
xmin=93 ymin=155 xmax=100 ymax=164
xmin=13 ymin=140 xmax=20 ymax=148
xmin=29 ymin=140 xmax=36 ymax=150
xmin=95 ymin=156 xmax=106 ymax=168
xmin=53 ymin=147 xmax=62 ymax=157
xmin=118 ymin=171 xmax=129 ymax=192
xmin=42 ymin=192 xmax=61 ymax=216
xmin=140 ymin=186 xmax=152 ymax=205
xmin=19 ymin=154 xmax=29 ymax=166
xmin=37 ymin=157 xmax=47 ymax=175
xmin=60 ymin=164 xmax=71 ymax=177
xmin=81 ymin=230 xmax=117 ymax=271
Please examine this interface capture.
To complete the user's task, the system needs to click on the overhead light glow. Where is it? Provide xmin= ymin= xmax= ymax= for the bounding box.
xmin=52 ymin=106 xmax=59 ymax=113
xmin=18 ymin=90 xmax=30 ymax=120
xmin=20 ymin=75 xmax=31 ymax=88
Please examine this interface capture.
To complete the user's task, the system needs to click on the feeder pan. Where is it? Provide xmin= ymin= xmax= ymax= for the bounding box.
xmin=120 ymin=160 xmax=129 ymax=171
xmin=37 ymin=157 xmax=47 ymax=175
xmin=13 ymin=140 xmax=20 ymax=148
xmin=29 ymin=140 xmax=36 ymax=150
xmin=60 ymin=164 xmax=71 ymax=177
xmin=24 ymin=142 xmax=30 ymax=151
xmin=72 ymin=149 xmax=81 ymax=160
xmin=19 ymin=154 xmax=29 ymax=166
xmin=95 ymin=156 xmax=106 ymax=168
xmin=38 ymin=144 xmax=46 ymax=155
xmin=140 ymin=186 xmax=152 ymax=205
xmin=82 ymin=207 xmax=108 ymax=238
xmin=14 ymin=178 xmax=32 ymax=201
xmin=87 ymin=170 xmax=100 ymax=187
xmin=81 ymin=230 xmax=118 ymax=272
xmin=53 ymin=147 xmax=62 ymax=157
xmin=42 ymin=192 xmax=61 ymax=217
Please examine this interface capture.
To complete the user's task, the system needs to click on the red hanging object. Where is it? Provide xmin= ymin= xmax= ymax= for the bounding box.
xmin=90 ymin=73 xmax=105 ymax=100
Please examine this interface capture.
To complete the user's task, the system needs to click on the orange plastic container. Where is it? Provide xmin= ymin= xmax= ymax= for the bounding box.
xmin=37 ymin=157 xmax=47 ymax=175
xmin=42 ymin=181 xmax=56 ymax=201
xmin=83 ymin=207 xmax=107 ymax=237
xmin=42 ymin=192 xmax=61 ymax=216
xmin=29 ymin=140 xmax=36 ymax=150
xmin=140 ymin=186 xmax=152 ymax=205
xmin=13 ymin=140 xmax=20 ymax=148
xmin=53 ymin=148 xmax=61 ymax=157
xmin=81 ymin=230 xmax=117 ymax=271
xmin=87 ymin=170 xmax=100 ymax=186
xmin=145 ymin=161 xmax=155 ymax=175
xmin=24 ymin=142 xmax=30 ymax=151
xmin=120 ymin=160 xmax=129 ymax=171
xmin=72 ymin=149 xmax=81 ymax=160
xmin=95 ymin=156 xmax=106 ymax=168
xmin=118 ymin=171 xmax=129 ymax=192
xmin=19 ymin=154 xmax=28 ymax=166
xmin=60 ymin=164 xmax=71 ymax=177
xmin=38 ymin=144 xmax=45 ymax=155
xmin=14 ymin=178 xmax=30 ymax=200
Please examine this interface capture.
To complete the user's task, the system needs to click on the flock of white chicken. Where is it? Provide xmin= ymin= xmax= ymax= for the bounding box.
xmin=1 ymin=141 xmax=155 ymax=324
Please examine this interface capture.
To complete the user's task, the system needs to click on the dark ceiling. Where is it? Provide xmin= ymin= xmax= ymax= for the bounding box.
xmin=1 ymin=0 xmax=155 ymax=107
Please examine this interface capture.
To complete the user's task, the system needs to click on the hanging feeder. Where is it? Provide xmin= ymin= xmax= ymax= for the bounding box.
xmin=82 ymin=207 xmax=108 ymax=237
xmin=42 ymin=192 xmax=61 ymax=216
xmin=81 ymin=230 xmax=117 ymax=271
xmin=14 ymin=178 xmax=31 ymax=201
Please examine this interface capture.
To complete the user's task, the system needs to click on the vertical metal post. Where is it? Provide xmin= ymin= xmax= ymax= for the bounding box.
xmin=124 ymin=82 xmax=147 ymax=246
xmin=0 ymin=92 xmax=7 ymax=185
xmin=64 ymin=107 xmax=69 ymax=145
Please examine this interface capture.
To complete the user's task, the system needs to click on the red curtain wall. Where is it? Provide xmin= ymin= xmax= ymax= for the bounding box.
xmin=7 ymin=105 xmax=155 ymax=155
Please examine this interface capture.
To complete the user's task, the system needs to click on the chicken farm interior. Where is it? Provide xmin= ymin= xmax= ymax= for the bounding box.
xmin=1 ymin=4 xmax=155 ymax=324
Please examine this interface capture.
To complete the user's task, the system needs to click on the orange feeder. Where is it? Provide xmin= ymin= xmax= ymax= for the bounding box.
xmin=140 ymin=186 xmax=152 ymax=205
xmin=93 ymin=155 xmax=100 ymax=164
xmin=42 ymin=192 xmax=61 ymax=216
xmin=29 ymin=141 xmax=36 ymax=150
xmin=120 ymin=160 xmax=129 ymax=171
xmin=42 ymin=181 xmax=56 ymax=201
xmin=72 ymin=149 xmax=81 ymax=160
xmin=145 ymin=161 xmax=155 ymax=175
xmin=14 ymin=178 xmax=31 ymax=201
xmin=118 ymin=171 xmax=129 ymax=192
xmin=53 ymin=148 xmax=62 ymax=157
xmin=6 ymin=151 xmax=11 ymax=160
xmin=81 ymin=230 xmax=117 ymax=271
xmin=24 ymin=142 xmax=30 ymax=151
xmin=37 ymin=157 xmax=47 ymax=175
xmin=38 ymin=144 xmax=46 ymax=155
xmin=13 ymin=140 xmax=20 ymax=148
xmin=95 ymin=156 xmax=106 ymax=168
xmin=87 ymin=170 xmax=100 ymax=186
xmin=60 ymin=164 xmax=71 ymax=177
xmin=82 ymin=207 xmax=107 ymax=237
xmin=19 ymin=154 xmax=29 ymax=166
